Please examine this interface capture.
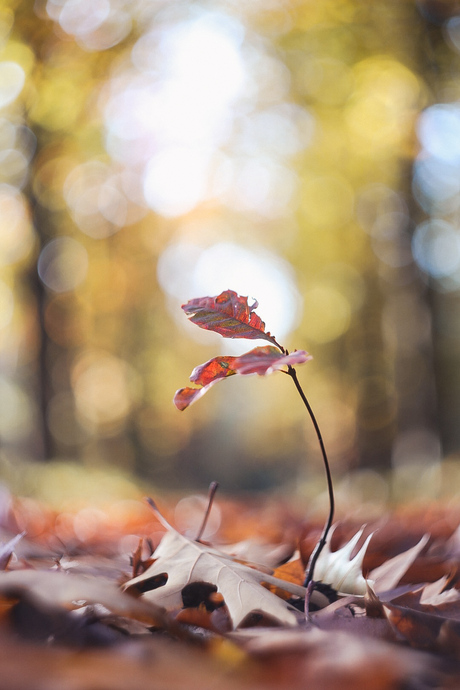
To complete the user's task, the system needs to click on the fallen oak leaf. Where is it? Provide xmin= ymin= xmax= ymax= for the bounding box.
xmin=124 ymin=530 xmax=305 ymax=629
xmin=310 ymin=528 xmax=431 ymax=598
xmin=419 ymin=575 xmax=460 ymax=607
xmin=384 ymin=577 xmax=460 ymax=620
xmin=174 ymin=347 xmax=311 ymax=411
xmin=312 ymin=526 xmax=374 ymax=595
xmin=371 ymin=534 xmax=430 ymax=593
xmin=123 ymin=502 xmax=305 ymax=629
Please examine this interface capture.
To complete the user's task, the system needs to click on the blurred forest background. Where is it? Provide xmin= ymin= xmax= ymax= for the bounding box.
xmin=1 ymin=0 xmax=460 ymax=511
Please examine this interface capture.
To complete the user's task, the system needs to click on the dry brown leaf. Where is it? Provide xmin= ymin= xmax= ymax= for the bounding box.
xmin=124 ymin=527 xmax=305 ymax=629
xmin=0 ymin=568 xmax=168 ymax=629
xmin=371 ymin=535 xmax=430 ymax=593
xmin=419 ymin=575 xmax=460 ymax=606
xmin=383 ymin=601 xmax=460 ymax=654
xmin=386 ymin=578 xmax=460 ymax=623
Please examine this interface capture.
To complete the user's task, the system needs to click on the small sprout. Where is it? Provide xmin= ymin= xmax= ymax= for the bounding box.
xmin=174 ymin=289 xmax=335 ymax=615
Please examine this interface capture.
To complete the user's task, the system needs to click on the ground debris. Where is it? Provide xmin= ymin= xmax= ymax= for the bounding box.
xmin=1 ymin=494 xmax=460 ymax=689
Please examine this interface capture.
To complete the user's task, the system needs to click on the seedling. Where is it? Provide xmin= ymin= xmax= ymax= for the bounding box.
xmin=174 ymin=289 xmax=334 ymax=609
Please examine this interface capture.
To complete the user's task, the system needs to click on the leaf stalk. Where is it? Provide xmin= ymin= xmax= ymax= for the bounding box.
xmin=286 ymin=366 xmax=335 ymax=593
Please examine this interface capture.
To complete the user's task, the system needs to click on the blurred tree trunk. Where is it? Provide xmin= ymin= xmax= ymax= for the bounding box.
xmin=27 ymin=189 xmax=54 ymax=461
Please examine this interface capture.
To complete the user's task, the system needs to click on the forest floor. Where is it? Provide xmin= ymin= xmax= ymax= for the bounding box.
xmin=1 ymin=485 xmax=460 ymax=690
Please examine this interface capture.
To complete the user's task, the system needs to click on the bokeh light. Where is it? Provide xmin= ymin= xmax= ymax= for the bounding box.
xmin=344 ymin=56 xmax=421 ymax=159
xmin=47 ymin=0 xmax=131 ymax=51
xmin=174 ymin=494 xmax=222 ymax=540
xmin=72 ymin=351 xmax=140 ymax=434
xmin=412 ymin=219 xmax=460 ymax=281
xmin=0 ymin=0 xmax=459 ymax=501
xmin=417 ymin=105 xmax=460 ymax=164
xmin=38 ymin=237 xmax=88 ymax=293
xmin=413 ymin=85 xmax=460 ymax=294
xmin=0 ymin=187 xmax=34 ymax=265
xmin=0 ymin=61 xmax=24 ymax=109
xmin=101 ymin=5 xmax=311 ymax=223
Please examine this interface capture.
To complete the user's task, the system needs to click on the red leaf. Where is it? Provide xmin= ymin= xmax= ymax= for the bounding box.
xmin=182 ymin=290 xmax=279 ymax=346
xmin=174 ymin=357 xmax=238 ymax=411
xmin=174 ymin=386 xmax=216 ymax=411
xmin=233 ymin=346 xmax=312 ymax=376
xmin=190 ymin=356 xmax=238 ymax=386
xmin=174 ymin=347 xmax=311 ymax=410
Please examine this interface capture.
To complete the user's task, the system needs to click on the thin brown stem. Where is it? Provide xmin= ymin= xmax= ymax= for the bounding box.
xmin=196 ymin=481 xmax=219 ymax=541
xmin=286 ymin=366 xmax=335 ymax=597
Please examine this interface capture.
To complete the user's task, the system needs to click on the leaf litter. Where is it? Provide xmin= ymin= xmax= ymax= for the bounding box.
xmin=1 ymin=491 xmax=460 ymax=689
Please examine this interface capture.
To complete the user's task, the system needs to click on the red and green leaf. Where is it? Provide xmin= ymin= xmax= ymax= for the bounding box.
xmin=174 ymin=346 xmax=311 ymax=411
xmin=182 ymin=290 xmax=280 ymax=346
xmin=190 ymin=356 xmax=238 ymax=386
xmin=174 ymin=356 xmax=238 ymax=411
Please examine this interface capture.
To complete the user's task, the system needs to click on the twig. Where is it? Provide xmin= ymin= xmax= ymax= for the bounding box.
xmin=196 ymin=481 xmax=219 ymax=541
xmin=286 ymin=366 xmax=335 ymax=609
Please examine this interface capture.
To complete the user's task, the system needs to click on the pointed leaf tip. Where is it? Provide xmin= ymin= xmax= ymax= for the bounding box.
xmin=181 ymin=290 xmax=280 ymax=346
xmin=173 ymin=386 xmax=211 ymax=411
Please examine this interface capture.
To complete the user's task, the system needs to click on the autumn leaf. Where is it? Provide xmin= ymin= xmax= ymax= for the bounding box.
xmin=233 ymin=346 xmax=312 ymax=375
xmin=123 ymin=503 xmax=305 ymax=629
xmin=173 ymin=385 xmax=212 ymax=411
xmin=3 ymin=494 xmax=460 ymax=689
xmin=311 ymin=527 xmax=430 ymax=596
xmin=181 ymin=290 xmax=280 ymax=346
xmin=313 ymin=526 xmax=374 ymax=595
xmin=0 ymin=569 xmax=170 ymax=630
xmin=174 ymin=355 xmax=238 ymax=410
xmin=190 ymin=356 xmax=238 ymax=385
xmin=174 ymin=347 xmax=311 ymax=411
xmin=371 ymin=534 xmax=429 ymax=593
xmin=419 ymin=576 xmax=460 ymax=606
